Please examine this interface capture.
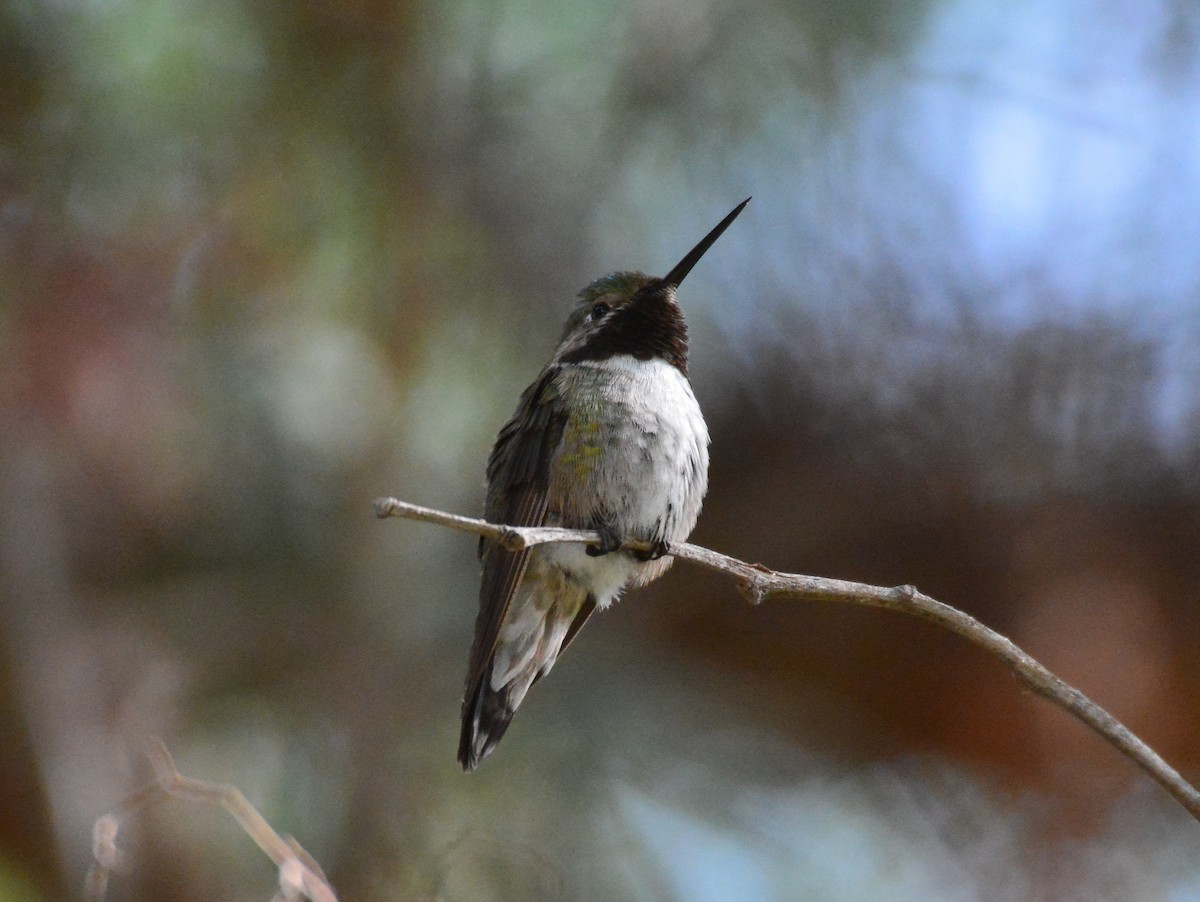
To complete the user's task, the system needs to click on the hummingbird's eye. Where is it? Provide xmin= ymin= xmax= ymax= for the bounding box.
xmin=590 ymin=302 xmax=610 ymax=320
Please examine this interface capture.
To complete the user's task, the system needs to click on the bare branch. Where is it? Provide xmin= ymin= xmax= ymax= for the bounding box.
xmin=374 ymin=495 xmax=1200 ymax=825
xmin=87 ymin=737 xmax=338 ymax=902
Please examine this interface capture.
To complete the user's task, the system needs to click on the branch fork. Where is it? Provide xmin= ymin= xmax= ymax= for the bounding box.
xmin=88 ymin=738 xmax=337 ymax=902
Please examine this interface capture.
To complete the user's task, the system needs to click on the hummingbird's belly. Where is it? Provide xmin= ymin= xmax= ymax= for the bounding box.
xmin=543 ymin=356 xmax=709 ymax=606
xmin=537 ymin=542 xmax=643 ymax=609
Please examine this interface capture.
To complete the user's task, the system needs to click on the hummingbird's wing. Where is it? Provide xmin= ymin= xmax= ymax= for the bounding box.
xmin=459 ymin=367 xmax=572 ymax=767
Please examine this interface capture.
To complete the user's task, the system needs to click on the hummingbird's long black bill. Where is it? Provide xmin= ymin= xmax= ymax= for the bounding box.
xmin=662 ymin=197 xmax=750 ymax=289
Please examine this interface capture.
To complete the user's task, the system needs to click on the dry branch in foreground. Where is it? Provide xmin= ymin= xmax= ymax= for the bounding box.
xmin=87 ymin=738 xmax=337 ymax=902
xmin=374 ymin=495 xmax=1200 ymax=826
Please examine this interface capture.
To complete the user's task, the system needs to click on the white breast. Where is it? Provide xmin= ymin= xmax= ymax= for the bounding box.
xmin=595 ymin=355 xmax=709 ymax=534
xmin=540 ymin=354 xmax=710 ymax=607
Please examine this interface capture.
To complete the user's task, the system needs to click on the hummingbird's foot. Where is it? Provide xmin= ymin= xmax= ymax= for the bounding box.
xmin=633 ymin=539 xmax=671 ymax=562
xmin=586 ymin=520 xmax=623 ymax=557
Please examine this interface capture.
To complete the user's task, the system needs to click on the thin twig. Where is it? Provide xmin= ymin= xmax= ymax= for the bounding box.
xmin=87 ymin=737 xmax=338 ymax=902
xmin=373 ymin=495 xmax=1200 ymax=825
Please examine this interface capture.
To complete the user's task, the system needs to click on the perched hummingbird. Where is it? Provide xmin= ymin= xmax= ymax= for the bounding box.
xmin=459 ymin=199 xmax=749 ymax=771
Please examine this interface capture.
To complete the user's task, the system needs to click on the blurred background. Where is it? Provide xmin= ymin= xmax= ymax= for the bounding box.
xmin=2 ymin=0 xmax=1200 ymax=899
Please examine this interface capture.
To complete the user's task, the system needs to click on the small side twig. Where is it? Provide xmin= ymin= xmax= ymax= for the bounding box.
xmin=87 ymin=738 xmax=337 ymax=902
xmin=374 ymin=495 xmax=1200 ymax=826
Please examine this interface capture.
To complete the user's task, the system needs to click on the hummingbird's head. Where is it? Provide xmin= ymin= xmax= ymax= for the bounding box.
xmin=555 ymin=198 xmax=749 ymax=376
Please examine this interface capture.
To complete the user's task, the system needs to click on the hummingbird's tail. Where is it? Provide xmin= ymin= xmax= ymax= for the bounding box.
xmin=458 ymin=673 xmax=517 ymax=771
xmin=458 ymin=586 xmax=596 ymax=771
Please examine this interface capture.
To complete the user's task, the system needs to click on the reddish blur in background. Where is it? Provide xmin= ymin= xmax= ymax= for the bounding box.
xmin=2 ymin=1 xmax=1200 ymax=900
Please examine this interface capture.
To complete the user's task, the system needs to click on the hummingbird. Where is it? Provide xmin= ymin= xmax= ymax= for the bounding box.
xmin=458 ymin=198 xmax=749 ymax=771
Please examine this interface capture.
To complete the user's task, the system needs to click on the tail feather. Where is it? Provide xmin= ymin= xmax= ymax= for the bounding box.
xmin=458 ymin=672 xmax=515 ymax=771
xmin=458 ymin=587 xmax=594 ymax=771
